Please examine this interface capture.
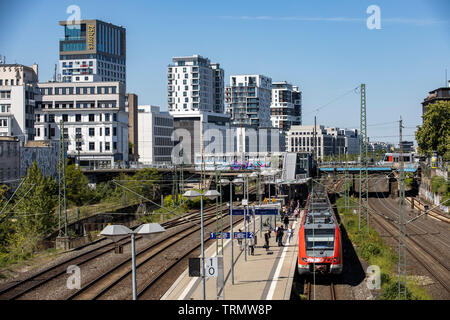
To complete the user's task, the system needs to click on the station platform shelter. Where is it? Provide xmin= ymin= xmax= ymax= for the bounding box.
xmin=161 ymin=213 xmax=301 ymax=300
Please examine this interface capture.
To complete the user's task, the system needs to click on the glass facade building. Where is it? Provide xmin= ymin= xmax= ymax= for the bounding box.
xmin=59 ymin=19 xmax=126 ymax=84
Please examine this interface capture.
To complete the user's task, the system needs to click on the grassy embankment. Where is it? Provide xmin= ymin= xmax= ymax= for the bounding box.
xmin=335 ymin=195 xmax=431 ymax=300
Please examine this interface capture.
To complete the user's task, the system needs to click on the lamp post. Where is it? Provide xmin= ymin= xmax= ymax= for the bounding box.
xmin=229 ymin=177 xmax=243 ymax=284
xmin=100 ymin=223 xmax=166 ymax=300
xmin=249 ymin=172 xmax=258 ymax=239
xmin=237 ymin=173 xmax=249 ymax=261
xmin=183 ymin=189 xmax=220 ymax=300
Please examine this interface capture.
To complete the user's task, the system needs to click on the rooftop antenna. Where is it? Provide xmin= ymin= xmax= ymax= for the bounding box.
xmin=53 ymin=64 xmax=57 ymax=82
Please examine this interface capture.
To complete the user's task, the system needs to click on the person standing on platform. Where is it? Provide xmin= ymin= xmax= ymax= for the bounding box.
xmin=277 ymin=226 xmax=284 ymax=247
xmin=264 ymin=230 xmax=270 ymax=251
xmin=288 ymin=225 xmax=294 ymax=242
xmin=283 ymin=215 xmax=290 ymax=230
xmin=237 ymin=228 xmax=243 ymax=251
xmin=248 ymin=235 xmax=255 ymax=255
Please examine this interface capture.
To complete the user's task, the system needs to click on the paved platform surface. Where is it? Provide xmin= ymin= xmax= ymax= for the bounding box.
xmin=161 ymin=214 xmax=301 ymax=300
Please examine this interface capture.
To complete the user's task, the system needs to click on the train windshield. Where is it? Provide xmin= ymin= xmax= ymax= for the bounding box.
xmin=305 ymin=228 xmax=335 ymax=250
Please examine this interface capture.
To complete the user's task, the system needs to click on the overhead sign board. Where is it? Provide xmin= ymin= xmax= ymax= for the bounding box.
xmin=231 ymin=209 xmax=246 ymax=215
xmin=233 ymin=232 xmax=254 ymax=239
xmin=254 ymin=208 xmax=278 ymax=215
xmin=209 ymin=232 xmax=231 ymax=239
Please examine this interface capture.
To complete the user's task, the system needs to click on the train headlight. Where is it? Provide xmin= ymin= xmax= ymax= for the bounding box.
xmin=301 ymin=257 xmax=308 ymax=263
xmin=333 ymin=257 xmax=339 ymax=263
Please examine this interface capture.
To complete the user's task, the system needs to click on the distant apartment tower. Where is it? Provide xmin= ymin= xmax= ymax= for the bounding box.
xmin=167 ymin=55 xmax=224 ymax=113
xmin=226 ymin=75 xmax=272 ymax=128
xmin=137 ymin=105 xmax=173 ymax=165
xmin=271 ymin=81 xmax=302 ymax=131
xmin=58 ymin=19 xmax=126 ymax=84
xmin=34 ymin=81 xmax=129 ymax=168
xmin=0 ymin=64 xmax=39 ymax=142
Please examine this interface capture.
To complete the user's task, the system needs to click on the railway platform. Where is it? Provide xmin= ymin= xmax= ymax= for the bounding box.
xmin=161 ymin=214 xmax=301 ymax=300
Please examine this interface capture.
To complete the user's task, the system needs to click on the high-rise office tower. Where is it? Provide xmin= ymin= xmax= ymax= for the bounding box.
xmin=167 ymin=55 xmax=224 ymax=114
xmin=59 ymin=19 xmax=126 ymax=84
xmin=226 ymin=74 xmax=272 ymax=128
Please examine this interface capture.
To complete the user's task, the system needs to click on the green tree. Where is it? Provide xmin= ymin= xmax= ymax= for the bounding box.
xmin=65 ymin=164 xmax=90 ymax=206
xmin=9 ymin=162 xmax=58 ymax=252
xmin=416 ymin=101 xmax=450 ymax=160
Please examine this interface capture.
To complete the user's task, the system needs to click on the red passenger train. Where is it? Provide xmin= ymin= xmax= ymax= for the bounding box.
xmin=297 ymin=184 xmax=343 ymax=275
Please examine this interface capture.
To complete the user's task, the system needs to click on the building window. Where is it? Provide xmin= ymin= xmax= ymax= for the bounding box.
xmin=105 ymin=142 xmax=110 ymax=151
xmin=62 ymin=114 xmax=68 ymax=122
xmin=0 ymin=91 xmax=11 ymax=99
xmin=105 ymin=127 xmax=110 ymax=136
xmin=76 ymin=114 xmax=81 ymax=122
xmin=89 ymin=142 xmax=95 ymax=150
xmin=89 ymin=114 xmax=95 ymax=121
xmin=89 ymin=128 xmax=95 ymax=136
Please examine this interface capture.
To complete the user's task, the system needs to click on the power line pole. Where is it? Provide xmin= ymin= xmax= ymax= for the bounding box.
xmin=398 ymin=117 xmax=407 ymax=299
xmin=58 ymin=120 xmax=67 ymax=237
xmin=314 ymin=116 xmax=318 ymax=177
xmin=358 ymin=83 xmax=369 ymax=232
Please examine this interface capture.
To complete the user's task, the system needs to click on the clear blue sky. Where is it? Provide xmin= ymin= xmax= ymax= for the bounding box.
xmin=0 ymin=0 xmax=449 ymax=144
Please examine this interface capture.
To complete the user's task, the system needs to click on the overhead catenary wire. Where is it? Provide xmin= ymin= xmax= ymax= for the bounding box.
xmin=303 ymin=85 xmax=361 ymax=117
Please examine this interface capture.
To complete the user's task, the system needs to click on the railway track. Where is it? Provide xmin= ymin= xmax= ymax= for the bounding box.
xmin=305 ymin=278 xmax=336 ymax=300
xmin=67 ymin=204 xmax=243 ymax=300
xmin=0 ymin=203 xmax=222 ymax=300
xmin=405 ymin=197 xmax=450 ymax=224
xmin=367 ymin=194 xmax=450 ymax=295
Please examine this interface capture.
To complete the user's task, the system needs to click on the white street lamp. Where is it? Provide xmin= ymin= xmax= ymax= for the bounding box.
xmin=100 ymin=223 xmax=166 ymax=300
xmin=224 ymin=178 xmax=244 ymax=284
xmin=183 ymin=189 xmax=219 ymax=300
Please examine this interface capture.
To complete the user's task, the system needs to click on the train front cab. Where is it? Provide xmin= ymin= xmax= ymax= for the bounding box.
xmin=297 ymin=222 xmax=343 ymax=275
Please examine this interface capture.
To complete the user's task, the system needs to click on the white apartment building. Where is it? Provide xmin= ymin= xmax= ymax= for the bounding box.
xmin=287 ymin=125 xmax=334 ymax=159
xmin=226 ymin=74 xmax=272 ymax=128
xmin=167 ymin=55 xmax=224 ymax=114
xmin=34 ymin=81 xmax=129 ymax=168
xmin=287 ymin=125 xmax=360 ymax=159
xmin=0 ymin=64 xmax=39 ymax=142
xmin=137 ymin=105 xmax=173 ymax=166
xmin=271 ymin=81 xmax=302 ymax=131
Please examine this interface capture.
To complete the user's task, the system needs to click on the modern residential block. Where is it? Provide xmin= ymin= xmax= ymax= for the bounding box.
xmin=271 ymin=81 xmax=302 ymax=131
xmin=226 ymin=74 xmax=272 ymax=128
xmin=167 ymin=55 xmax=224 ymax=114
